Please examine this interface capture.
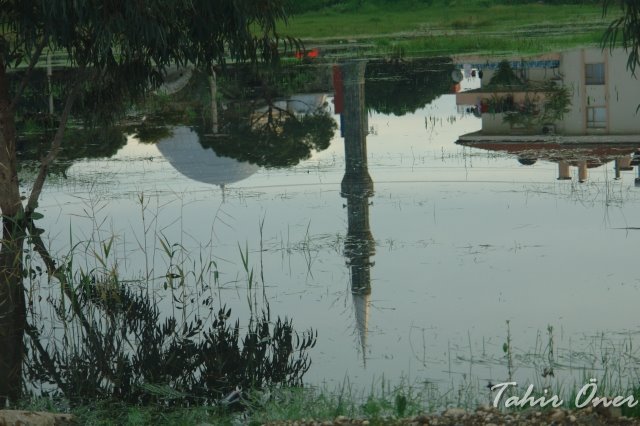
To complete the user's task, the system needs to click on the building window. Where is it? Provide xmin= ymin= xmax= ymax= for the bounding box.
xmin=585 ymin=63 xmax=605 ymax=85
xmin=587 ymin=107 xmax=606 ymax=128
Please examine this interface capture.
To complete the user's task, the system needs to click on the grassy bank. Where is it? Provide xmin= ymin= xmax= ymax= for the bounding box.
xmin=20 ymin=378 xmax=640 ymax=425
xmin=280 ymin=0 xmax=614 ymax=57
xmin=23 ymin=1 xmax=618 ymax=67
xmin=21 ymin=383 xmax=431 ymax=425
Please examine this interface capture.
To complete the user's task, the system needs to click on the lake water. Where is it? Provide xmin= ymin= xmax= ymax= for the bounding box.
xmin=23 ymin=51 xmax=640 ymax=401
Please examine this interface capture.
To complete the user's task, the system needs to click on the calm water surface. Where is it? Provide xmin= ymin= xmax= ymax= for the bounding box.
xmin=28 ymin=54 xmax=640 ymax=396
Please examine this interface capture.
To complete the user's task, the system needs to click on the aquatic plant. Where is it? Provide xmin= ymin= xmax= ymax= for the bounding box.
xmin=25 ymin=276 xmax=316 ymax=406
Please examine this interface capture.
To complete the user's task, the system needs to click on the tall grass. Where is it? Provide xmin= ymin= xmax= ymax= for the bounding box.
xmin=18 ymin=192 xmax=317 ymax=414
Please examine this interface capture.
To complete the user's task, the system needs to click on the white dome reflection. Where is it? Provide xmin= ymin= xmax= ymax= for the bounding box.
xmin=156 ymin=126 xmax=259 ymax=187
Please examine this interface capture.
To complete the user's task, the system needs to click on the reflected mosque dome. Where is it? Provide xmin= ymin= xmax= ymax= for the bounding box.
xmin=156 ymin=126 xmax=259 ymax=187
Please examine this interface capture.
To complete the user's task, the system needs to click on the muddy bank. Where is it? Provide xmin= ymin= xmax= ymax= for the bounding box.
xmin=262 ymin=405 xmax=640 ymax=425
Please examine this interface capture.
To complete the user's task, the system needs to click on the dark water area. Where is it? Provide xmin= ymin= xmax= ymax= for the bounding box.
xmin=5 ymin=49 xmax=640 ymax=407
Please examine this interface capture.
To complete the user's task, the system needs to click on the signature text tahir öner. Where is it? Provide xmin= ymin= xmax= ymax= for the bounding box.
xmin=491 ymin=379 xmax=639 ymax=409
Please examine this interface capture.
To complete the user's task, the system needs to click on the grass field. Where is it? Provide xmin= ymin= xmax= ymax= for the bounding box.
xmin=280 ymin=0 xmax=614 ymax=57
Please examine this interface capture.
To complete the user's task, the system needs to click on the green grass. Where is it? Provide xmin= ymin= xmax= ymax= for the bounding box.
xmin=23 ymin=377 xmax=640 ymax=425
xmin=19 ymin=379 xmax=464 ymax=425
xmin=245 ymin=380 xmax=449 ymax=424
xmin=280 ymin=0 xmax=615 ymax=57
xmin=370 ymin=31 xmax=603 ymax=57
xmin=12 ymin=1 xmax=618 ymax=66
xmin=18 ymin=400 xmax=225 ymax=426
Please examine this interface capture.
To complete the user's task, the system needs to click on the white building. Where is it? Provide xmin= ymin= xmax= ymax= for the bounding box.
xmin=457 ymin=47 xmax=640 ymax=138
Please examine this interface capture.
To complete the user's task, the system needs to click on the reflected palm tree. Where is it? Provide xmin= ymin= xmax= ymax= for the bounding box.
xmin=335 ymin=61 xmax=376 ymax=366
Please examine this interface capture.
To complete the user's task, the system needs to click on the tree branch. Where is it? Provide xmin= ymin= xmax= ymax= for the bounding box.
xmin=9 ymin=36 xmax=48 ymax=111
xmin=25 ymin=74 xmax=83 ymax=215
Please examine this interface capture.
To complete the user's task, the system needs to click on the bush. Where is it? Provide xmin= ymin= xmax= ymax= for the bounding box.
xmin=26 ymin=278 xmax=317 ymax=407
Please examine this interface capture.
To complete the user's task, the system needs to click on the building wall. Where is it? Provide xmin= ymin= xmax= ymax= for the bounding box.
xmin=557 ymin=49 xmax=584 ymax=134
xmin=607 ymin=49 xmax=640 ymax=133
xmin=481 ymin=113 xmax=511 ymax=134
xmin=560 ymin=48 xmax=640 ymax=135
xmin=458 ymin=48 xmax=640 ymax=136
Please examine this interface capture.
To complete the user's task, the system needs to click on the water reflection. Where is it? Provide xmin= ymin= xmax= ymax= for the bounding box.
xmin=196 ymin=68 xmax=337 ymax=168
xmin=456 ymin=140 xmax=640 ymax=182
xmin=17 ymin=127 xmax=126 ymax=177
xmin=335 ymin=61 xmax=376 ymax=365
xmin=24 ymin=279 xmax=316 ymax=405
xmin=365 ymin=58 xmax=455 ymax=116
xmin=10 ymin=50 xmax=640 ymax=402
xmin=3 ymin=71 xmax=331 ymax=406
xmin=0 ymin=220 xmax=316 ymax=406
xmin=456 ymin=47 xmax=640 ymax=182
xmin=156 ymin=126 xmax=259 ymax=187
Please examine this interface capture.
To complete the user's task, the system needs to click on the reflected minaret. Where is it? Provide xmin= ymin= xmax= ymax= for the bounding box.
xmin=334 ymin=60 xmax=375 ymax=365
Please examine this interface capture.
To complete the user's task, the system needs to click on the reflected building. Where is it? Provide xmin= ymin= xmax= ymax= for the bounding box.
xmin=334 ymin=60 xmax=375 ymax=365
xmin=456 ymin=139 xmax=640 ymax=182
xmin=456 ymin=48 xmax=640 ymax=181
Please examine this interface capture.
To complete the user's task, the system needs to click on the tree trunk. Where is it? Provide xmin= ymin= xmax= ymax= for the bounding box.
xmin=0 ymin=59 xmax=24 ymax=217
xmin=0 ymin=53 xmax=30 ymax=408
xmin=0 ymin=217 xmax=26 ymax=406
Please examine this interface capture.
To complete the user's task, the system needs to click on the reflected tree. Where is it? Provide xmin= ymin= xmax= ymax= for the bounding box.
xmin=130 ymin=123 xmax=176 ymax=145
xmin=123 ymin=67 xmax=337 ymax=168
xmin=200 ymin=65 xmax=336 ymax=168
xmin=199 ymin=105 xmax=336 ymax=168
xmin=1 ymin=0 xmax=292 ymax=404
xmin=364 ymin=58 xmax=455 ymax=116
xmin=487 ymin=60 xmax=524 ymax=88
xmin=7 ymin=70 xmax=128 ymax=176
xmin=17 ymin=126 xmax=127 ymax=177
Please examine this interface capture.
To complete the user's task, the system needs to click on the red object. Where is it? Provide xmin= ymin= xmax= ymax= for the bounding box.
xmin=333 ymin=65 xmax=344 ymax=114
xmin=295 ymin=48 xmax=320 ymax=59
